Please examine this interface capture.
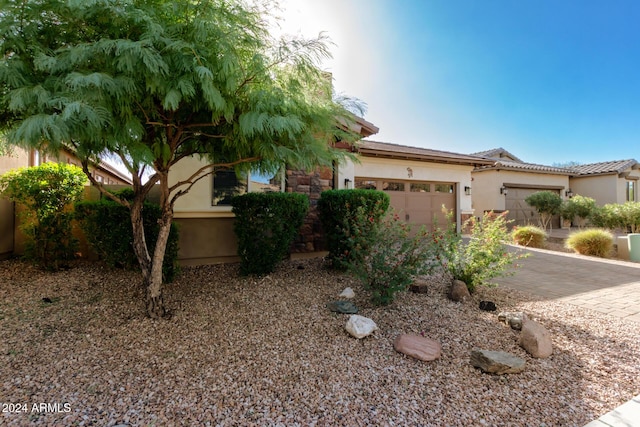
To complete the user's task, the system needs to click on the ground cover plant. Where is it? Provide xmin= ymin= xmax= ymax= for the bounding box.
xmin=565 ymin=229 xmax=614 ymax=257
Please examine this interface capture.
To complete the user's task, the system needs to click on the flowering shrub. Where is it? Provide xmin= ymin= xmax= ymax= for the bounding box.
xmin=345 ymin=209 xmax=439 ymax=305
xmin=434 ymin=210 xmax=527 ymax=293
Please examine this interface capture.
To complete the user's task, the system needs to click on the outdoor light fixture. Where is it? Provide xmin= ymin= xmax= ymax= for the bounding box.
xmin=464 ymin=186 xmax=471 ymax=196
xmin=500 ymin=186 xmax=508 ymax=196
xmin=565 ymin=188 xmax=574 ymax=198
xmin=344 ymin=178 xmax=352 ymax=189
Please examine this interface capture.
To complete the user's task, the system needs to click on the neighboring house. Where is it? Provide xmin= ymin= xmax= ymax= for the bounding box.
xmin=471 ymin=148 xmax=572 ymax=228
xmin=567 ymin=160 xmax=639 ymax=205
xmin=0 ymin=146 xmax=132 ymax=259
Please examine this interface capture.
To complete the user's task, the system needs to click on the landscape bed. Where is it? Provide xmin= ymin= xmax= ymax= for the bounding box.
xmin=0 ymin=258 xmax=638 ymax=426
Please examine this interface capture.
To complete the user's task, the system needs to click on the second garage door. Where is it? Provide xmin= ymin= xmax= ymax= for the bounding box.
xmin=355 ymin=178 xmax=456 ymax=230
xmin=505 ymin=187 xmax=561 ymax=228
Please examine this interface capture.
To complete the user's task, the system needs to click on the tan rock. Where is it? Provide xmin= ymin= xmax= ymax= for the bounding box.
xmin=520 ymin=320 xmax=553 ymax=358
xmin=393 ymin=334 xmax=442 ymax=361
xmin=448 ymin=279 xmax=471 ymax=302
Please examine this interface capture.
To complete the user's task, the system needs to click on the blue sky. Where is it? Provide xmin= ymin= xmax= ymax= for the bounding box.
xmin=277 ymin=0 xmax=640 ymax=165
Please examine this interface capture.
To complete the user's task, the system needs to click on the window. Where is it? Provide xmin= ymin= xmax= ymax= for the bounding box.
xmin=627 ymin=181 xmax=636 ymax=202
xmin=382 ymin=181 xmax=405 ymax=191
xmin=212 ymin=170 xmax=246 ymax=206
xmin=410 ymin=183 xmax=430 ymax=192
xmin=435 ymin=184 xmax=454 ymax=193
xmin=355 ymin=179 xmax=377 ymax=190
xmin=249 ymin=167 xmax=284 ymax=193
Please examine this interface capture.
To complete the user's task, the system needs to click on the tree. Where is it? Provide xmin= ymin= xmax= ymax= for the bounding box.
xmin=0 ymin=163 xmax=87 ymax=270
xmin=0 ymin=0 xmax=362 ymax=318
xmin=525 ymin=191 xmax=563 ymax=231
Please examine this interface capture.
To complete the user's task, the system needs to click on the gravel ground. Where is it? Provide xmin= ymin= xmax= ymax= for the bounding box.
xmin=1 ymin=257 xmax=638 ymax=427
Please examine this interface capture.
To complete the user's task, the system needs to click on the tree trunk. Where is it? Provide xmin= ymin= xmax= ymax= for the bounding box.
xmin=145 ymin=202 xmax=173 ymax=319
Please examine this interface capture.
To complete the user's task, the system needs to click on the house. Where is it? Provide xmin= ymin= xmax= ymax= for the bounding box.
xmin=0 ymin=146 xmax=132 ymax=259
xmin=471 ymin=148 xmax=572 ymax=228
xmin=567 ymin=160 xmax=639 ymax=205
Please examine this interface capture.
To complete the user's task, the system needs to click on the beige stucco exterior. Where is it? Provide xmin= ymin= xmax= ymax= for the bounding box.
xmin=472 ymin=169 xmax=570 ymax=214
xmin=569 ymin=170 xmax=640 ymax=205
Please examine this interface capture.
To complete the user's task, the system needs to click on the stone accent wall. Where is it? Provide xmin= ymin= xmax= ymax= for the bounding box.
xmin=287 ymin=167 xmax=334 ymax=252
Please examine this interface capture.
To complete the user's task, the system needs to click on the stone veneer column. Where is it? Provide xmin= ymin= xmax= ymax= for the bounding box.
xmin=287 ymin=167 xmax=334 ymax=253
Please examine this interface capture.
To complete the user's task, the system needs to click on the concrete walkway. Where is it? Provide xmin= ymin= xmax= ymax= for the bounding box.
xmin=494 ymin=245 xmax=640 ymax=427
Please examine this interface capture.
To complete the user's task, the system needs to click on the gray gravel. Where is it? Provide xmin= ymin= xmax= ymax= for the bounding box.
xmin=1 ymin=258 xmax=638 ymax=426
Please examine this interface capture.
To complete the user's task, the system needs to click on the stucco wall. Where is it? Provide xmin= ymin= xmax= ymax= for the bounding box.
xmin=472 ymin=169 xmax=570 ymax=214
xmin=569 ymin=175 xmax=618 ymax=206
xmin=353 ymin=156 xmax=474 ymax=214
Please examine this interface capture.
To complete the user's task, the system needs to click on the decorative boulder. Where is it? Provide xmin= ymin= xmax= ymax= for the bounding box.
xmin=498 ymin=311 xmax=528 ymax=331
xmin=393 ymin=334 xmax=442 ymax=361
xmin=470 ymin=349 xmax=526 ymax=374
xmin=409 ymin=278 xmax=429 ymax=294
xmin=327 ymin=301 xmax=358 ymax=314
xmin=479 ymin=301 xmax=497 ymax=311
xmin=345 ymin=315 xmax=378 ymax=339
xmin=339 ymin=287 xmax=355 ymax=299
xmin=520 ymin=320 xmax=553 ymax=358
xmin=448 ymin=280 xmax=471 ymax=302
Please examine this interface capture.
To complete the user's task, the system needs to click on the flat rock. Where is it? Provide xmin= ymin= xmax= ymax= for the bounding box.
xmin=470 ymin=349 xmax=526 ymax=374
xmin=498 ymin=311 xmax=527 ymax=331
xmin=345 ymin=315 xmax=378 ymax=339
xmin=327 ymin=300 xmax=358 ymax=314
xmin=448 ymin=280 xmax=471 ymax=302
xmin=393 ymin=334 xmax=442 ymax=361
xmin=339 ymin=287 xmax=355 ymax=299
xmin=520 ymin=320 xmax=553 ymax=358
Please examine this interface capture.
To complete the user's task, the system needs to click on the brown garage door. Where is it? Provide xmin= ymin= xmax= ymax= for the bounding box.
xmin=505 ymin=187 xmax=561 ymax=228
xmin=355 ymin=178 xmax=456 ymax=230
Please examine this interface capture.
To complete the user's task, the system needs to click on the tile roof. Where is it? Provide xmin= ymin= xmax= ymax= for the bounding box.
xmin=567 ymin=159 xmax=638 ymax=176
xmin=471 ymin=147 xmax=523 ymax=162
xmin=358 ymin=140 xmax=494 ymax=166
xmin=474 ymin=159 xmax=573 ymax=175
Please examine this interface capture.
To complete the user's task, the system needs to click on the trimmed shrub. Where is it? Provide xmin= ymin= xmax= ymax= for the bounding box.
xmin=512 ymin=225 xmax=548 ymax=248
xmin=346 ymin=209 xmax=439 ymax=305
xmin=0 ymin=163 xmax=87 ymax=270
xmin=525 ymin=191 xmax=563 ymax=230
xmin=565 ymin=229 xmax=613 ymax=258
xmin=231 ymin=192 xmax=309 ymax=275
xmin=75 ymin=191 xmax=180 ymax=282
xmin=591 ymin=202 xmax=640 ymax=233
xmin=560 ymin=195 xmax=596 ymax=226
xmin=317 ymin=189 xmax=390 ymax=270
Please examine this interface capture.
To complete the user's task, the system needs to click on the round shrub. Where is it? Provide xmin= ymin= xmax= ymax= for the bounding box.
xmin=512 ymin=225 xmax=548 ymax=248
xmin=565 ymin=229 xmax=613 ymax=258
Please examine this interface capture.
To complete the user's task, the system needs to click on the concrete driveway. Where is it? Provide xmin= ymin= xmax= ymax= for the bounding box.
xmin=494 ymin=246 xmax=640 ymax=322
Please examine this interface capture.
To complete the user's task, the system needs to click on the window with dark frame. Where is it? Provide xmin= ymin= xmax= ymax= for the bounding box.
xmin=627 ymin=181 xmax=636 ymax=202
xmin=212 ymin=170 xmax=246 ymax=206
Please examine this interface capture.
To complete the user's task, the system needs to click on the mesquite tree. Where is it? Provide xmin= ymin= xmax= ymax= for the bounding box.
xmin=0 ymin=0 xmax=362 ymax=318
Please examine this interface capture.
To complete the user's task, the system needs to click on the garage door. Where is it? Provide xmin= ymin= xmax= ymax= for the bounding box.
xmin=505 ymin=187 xmax=561 ymax=228
xmin=355 ymin=178 xmax=456 ymax=230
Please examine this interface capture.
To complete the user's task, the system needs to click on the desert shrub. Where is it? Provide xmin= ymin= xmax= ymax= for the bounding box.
xmin=561 ymin=195 xmax=596 ymax=227
xmin=75 ymin=190 xmax=180 ymax=282
xmin=317 ymin=189 xmax=390 ymax=270
xmin=591 ymin=202 xmax=640 ymax=233
xmin=565 ymin=229 xmax=613 ymax=257
xmin=231 ymin=192 xmax=309 ymax=275
xmin=346 ymin=209 xmax=439 ymax=305
xmin=525 ymin=191 xmax=563 ymax=230
xmin=0 ymin=163 xmax=87 ymax=270
xmin=512 ymin=225 xmax=547 ymax=248
xmin=434 ymin=210 xmax=527 ymax=293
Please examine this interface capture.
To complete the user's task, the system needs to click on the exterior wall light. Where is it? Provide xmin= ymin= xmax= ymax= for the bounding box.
xmin=565 ymin=188 xmax=574 ymax=198
xmin=344 ymin=178 xmax=352 ymax=189
xmin=500 ymin=186 xmax=508 ymax=196
xmin=464 ymin=186 xmax=471 ymax=195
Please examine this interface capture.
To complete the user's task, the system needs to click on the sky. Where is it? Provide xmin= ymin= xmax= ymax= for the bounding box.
xmin=274 ymin=0 xmax=640 ymax=166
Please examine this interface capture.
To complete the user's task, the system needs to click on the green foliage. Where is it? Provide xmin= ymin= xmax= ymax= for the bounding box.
xmin=346 ymin=210 xmax=439 ymax=306
xmin=75 ymin=194 xmax=180 ymax=282
xmin=525 ymin=191 xmax=563 ymax=230
xmin=231 ymin=192 xmax=309 ymax=275
xmin=435 ymin=211 xmax=527 ymax=293
xmin=512 ymin=225 xmax=548 ymax=248
xmin=591 ymin=202 xmax=640 ymax=233
xmin=317 ymin=189 xmax=390 ymax=270
xmin=0 ymin=162 xmax=87 ymax=270
xmin=561 ymin=195 xmax=597 ymax=225
xmin=565 ymin=229 xmax=613 ymax=258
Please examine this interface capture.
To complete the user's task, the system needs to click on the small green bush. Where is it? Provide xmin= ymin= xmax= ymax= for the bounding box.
xmin=591 ymin=202 xmax=640 ymax=233
xmin=231 ymin=192 xmax=309 ymax=275
xmin=525 ymin=191 xmax=563 ymax=230
xmin=346 ymin=210 xmax=439 ymax=306
xmin=561 ymin=195 xmax=596 ymax=226
xmin=565 ymin=229 xmax=613 ymax=257
xmin=512 ymin=225 xmax=547 ymax=248
xmin=75 ymin=191 xmax=180 ymax=282
xmin=317 ymin=189 xmax=390 ymax=270
xmin=0 ymin=163 xmax=87 ymax=270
